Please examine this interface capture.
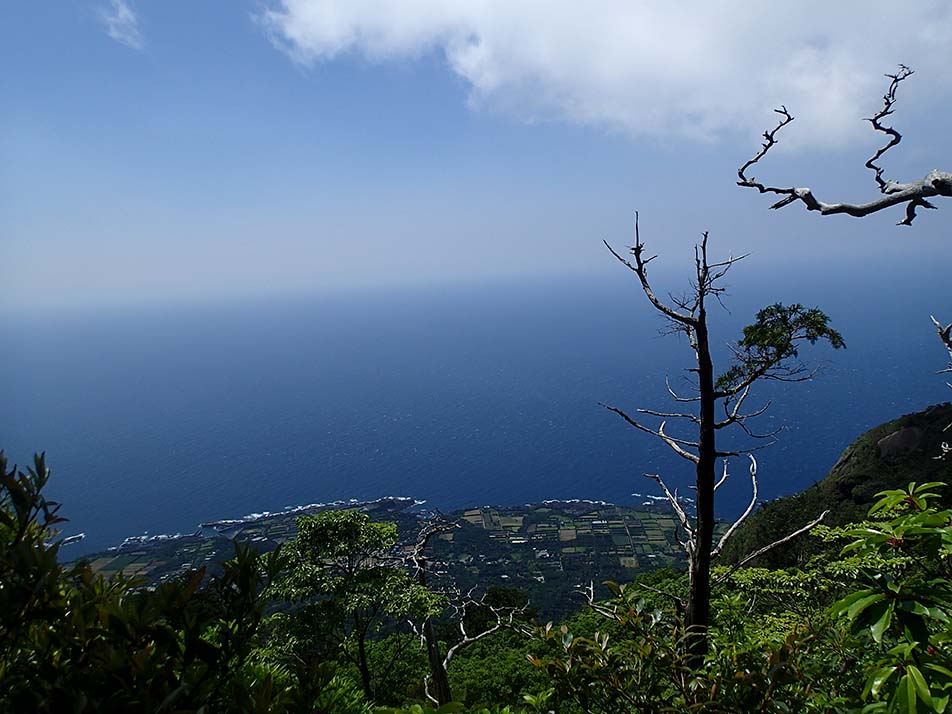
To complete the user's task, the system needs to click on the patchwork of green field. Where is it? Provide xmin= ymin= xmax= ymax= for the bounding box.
xmin=78 ymin=497 xmax=690 ymax=619
xmin=435 ymin=502 xmax=683 ymax=572
xmin=429 ymin=502 xmax=689 ymax=618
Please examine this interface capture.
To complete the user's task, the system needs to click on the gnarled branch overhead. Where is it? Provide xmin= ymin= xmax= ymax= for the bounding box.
xmin=738 ymin=65 xmax=951 ymax=226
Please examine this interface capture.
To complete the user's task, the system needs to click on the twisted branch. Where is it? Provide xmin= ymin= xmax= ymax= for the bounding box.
xmin=601 ymin=403 xmax=701 ymax=464
xmin=604 ymin=213 xmax=697 ymax=328
xmin=866 ymin=65 xmax=914 ymax=193
xmin=643 ymin=472 xmax=694 ymax=555
xmin=738 ymin=65 xmax=951 ymax=226
xmin=714 ymin=510 xmax=829 ymax=585
xmin=443 ymin=589 xmax=530 ymax=667
xmin=710 ymin=455 xmax=758 ymax=558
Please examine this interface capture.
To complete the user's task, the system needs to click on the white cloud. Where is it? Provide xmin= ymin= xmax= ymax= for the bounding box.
xmin=259 ymin=1 xmax=952 ymax=147
xmin=100 ymin=0 xmax=144 ymax=50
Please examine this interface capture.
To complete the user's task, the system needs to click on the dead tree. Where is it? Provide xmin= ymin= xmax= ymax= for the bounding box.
xmin=738 ymin=65 xmax=951 ymax=226
xmin=407 ymin=517 xmax=530 ymax=706
xmin=603 ymin=215 xmax=843 ymax=659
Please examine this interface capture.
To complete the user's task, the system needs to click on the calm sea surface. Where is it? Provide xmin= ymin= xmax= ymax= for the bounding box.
xmin=2 ymin=268 xmax=947 ymax=554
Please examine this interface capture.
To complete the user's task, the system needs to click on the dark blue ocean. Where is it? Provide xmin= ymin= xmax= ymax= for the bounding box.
xmin=2 ymin=264 xmax=948 ymax=555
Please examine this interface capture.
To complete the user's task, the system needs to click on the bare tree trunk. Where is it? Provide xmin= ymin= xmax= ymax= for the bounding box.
xmin=686 ymin=315 xmax=715 ymax=659
xmin=355 ymin=615 xmax=373 ymax=699
xmin=416 ymin=558 xmax=453 ymax=704
xmin=422 ymin=616 xmax=453 ymax=705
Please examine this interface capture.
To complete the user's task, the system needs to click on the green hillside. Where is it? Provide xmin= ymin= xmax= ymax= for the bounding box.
xmin=721 ymin=402 xmax=952 ymax=567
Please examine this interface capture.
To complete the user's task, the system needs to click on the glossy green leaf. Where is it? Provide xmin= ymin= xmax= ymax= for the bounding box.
xmin=909 ymin=666 xmax=934 ymax=709
xmin=871 ymin=601 xmax=895 ymax=643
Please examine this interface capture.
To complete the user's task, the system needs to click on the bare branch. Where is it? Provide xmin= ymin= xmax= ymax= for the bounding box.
xmin=734 ymin=417 xmax=784 ymax=441
xmin=643 ymin=472 xmax=694 ymax=553
xmin=866 ymin=65 xmax=914 ymax=193
xmin=423 ymin=676 xmax=438 ymax=706
xmin=601 ymin=403 xmax=701 ymax=463
xmin=695 ymin=233 xmax=748 ymax=297
xmin=715 ymin=384 xmax=773 ymax=431
xmin=604 ymin=213 xmax=699 ymax=327
xmin=407 ymin=516 xmax=458 ymax=580
xmin=579 ymin=581 xmax=623 ymax=618
xmin=737 ymin=105 xmax=794 ymax=188
xmin=717 ymin=438 xmax=778 ymax=458
xmin=716 ymin=382 xmax=782 ymax=439
xmin=711 ymin=455 xmax=759 ymax=558
xmin=666 ymin=375 xmax=701 ymax=402
xmin=721 ymin=381 xmax=752 ymax=417
xmin=738 ymin=66 xmax=951 ymax=226
xmin=738 ymin=400 xmax=772 ymax=422
xmin=670 ymin=287 xmax=701 ymax=315
xmin=638 ymin=407 xmax=700 ymax=423
xmin=932 ymin=315 xmax=952 ymax=373
xmin=714 ymin=510 xmax=829 ymax=585
xmin=442 ymin=590 xmax=530 ymax=669
xmin=636 ymin=581 xmax=686 ymax=609
xmin=707 ymin=254 xmax=752 ymax=272
xmin=713 ymin=458 xmax=729 ymax=492
xmin=659 ymin=421 xmax=702 ymax=463
xmin=717 ymin=402 xmax=774 ymax=434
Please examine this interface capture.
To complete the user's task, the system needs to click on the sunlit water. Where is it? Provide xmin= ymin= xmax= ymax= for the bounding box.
xmin=2 ymin=268 xmax=946 ymax=555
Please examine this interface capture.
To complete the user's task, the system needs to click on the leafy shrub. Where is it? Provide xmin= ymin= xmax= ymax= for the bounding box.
xmin=0 ymin=451 xmax=372 ymax=713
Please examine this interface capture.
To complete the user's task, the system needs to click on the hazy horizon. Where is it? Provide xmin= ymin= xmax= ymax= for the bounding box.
xmin=4 ymin=268 xmax=947 ymax=555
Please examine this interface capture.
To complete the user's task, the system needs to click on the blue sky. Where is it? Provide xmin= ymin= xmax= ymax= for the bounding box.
xmin=2 ymin=1 xmax=951 ymax=311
